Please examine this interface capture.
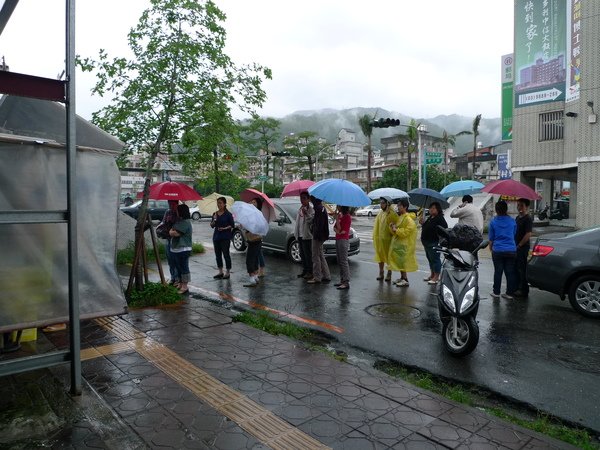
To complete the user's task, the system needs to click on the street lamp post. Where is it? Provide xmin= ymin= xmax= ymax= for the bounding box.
xmin=417 ymin=124 xmax=427 ymax=189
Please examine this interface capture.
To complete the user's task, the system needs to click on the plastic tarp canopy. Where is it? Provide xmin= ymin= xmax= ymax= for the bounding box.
xmin=0 ymin=138 xmax=127 ymax=332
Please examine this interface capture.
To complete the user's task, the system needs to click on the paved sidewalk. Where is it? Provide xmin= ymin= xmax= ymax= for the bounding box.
xmin=0 ymin=293 xmax=577 ymax=449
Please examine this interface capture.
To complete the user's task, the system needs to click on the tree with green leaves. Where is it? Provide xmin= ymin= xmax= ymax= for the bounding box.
xmin=373 ymin=164 xmax=417 ymax=192
xmin=471 ymin=114 xmax=482 ymax=177
xmin=79 ymin=0 xmax=270 ymax=292
xmin=358 ymin=114 xmax=375 ymax=192
xmin=425 ymin=164 xmax=461 ymax=192
xmin=239 ymin=115 xmax=281 ymax=184
xmin=283 ymin=131 xmax=323 ymax=181
xmin=440 ymin=129 xmax=471 ymax=185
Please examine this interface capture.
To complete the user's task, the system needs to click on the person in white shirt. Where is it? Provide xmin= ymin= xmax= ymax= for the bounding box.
xmin=450 ymin=195 xmax=483 ymax=233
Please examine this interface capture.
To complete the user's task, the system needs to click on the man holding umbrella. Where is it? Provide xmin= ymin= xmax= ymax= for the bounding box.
xmin=307 ymin=196 xmax=331 ymax=284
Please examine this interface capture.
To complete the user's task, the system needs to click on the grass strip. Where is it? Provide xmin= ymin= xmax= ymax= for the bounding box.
xmin=117 ymin=241 xmax=204 ymax=265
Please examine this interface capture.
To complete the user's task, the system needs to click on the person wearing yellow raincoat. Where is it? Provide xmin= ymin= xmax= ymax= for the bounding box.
xmin=388 ymin=198 xmax=418 ymax=287
xmin=372 ymin=197 xmax=399 ymax=282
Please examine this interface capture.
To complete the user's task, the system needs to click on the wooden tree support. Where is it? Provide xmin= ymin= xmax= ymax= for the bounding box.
xmin=126 ymin=213 xmax=166 ymax=297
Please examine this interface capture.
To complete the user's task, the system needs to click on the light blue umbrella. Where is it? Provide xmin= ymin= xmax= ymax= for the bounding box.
xmin=440 ymin=180 xmax=485 ymax=198
xmin=308 ymin=178 xmax=371 ymax=207
xmin=367 ymin=187 xmax=409 ymax=201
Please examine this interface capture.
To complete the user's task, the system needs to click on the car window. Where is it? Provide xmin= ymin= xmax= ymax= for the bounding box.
xmin=157 ymin=201 xmax=169 ymax=209
xmin=277 ymin=201 xmax=300 ymax=218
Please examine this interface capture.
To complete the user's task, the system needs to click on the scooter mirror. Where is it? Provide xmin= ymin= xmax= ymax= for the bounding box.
xmin=437 ymin=226 xmax=451 ymax=238
xmin=475 ymin=240 xmax=489 ymax=252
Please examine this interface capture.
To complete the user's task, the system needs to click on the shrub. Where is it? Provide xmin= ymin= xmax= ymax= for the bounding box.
xmin=127 ymin=282 xmax=181 ymax=307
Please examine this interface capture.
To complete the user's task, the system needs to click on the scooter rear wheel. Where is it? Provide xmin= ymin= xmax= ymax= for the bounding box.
xmin=442 ymin=316 xmax=479 ymax=357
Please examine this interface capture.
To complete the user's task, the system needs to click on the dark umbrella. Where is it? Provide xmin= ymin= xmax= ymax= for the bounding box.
xmin=408 ymin=188 xmax=450 ymax=209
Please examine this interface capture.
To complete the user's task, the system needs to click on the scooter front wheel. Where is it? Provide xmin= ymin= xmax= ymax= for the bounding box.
xmin=442 ymin=316 xmax=479 ymax=357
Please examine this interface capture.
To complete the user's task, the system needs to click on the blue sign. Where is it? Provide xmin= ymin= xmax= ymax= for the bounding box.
xmin=497 ymin=154 xmax=512 ymax=180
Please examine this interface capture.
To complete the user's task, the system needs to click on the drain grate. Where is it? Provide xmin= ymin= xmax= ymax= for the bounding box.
xmin=365 ymin=303 xmax=421 ymax=321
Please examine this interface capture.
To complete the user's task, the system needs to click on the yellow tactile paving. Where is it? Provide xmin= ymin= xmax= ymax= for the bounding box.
xmin=88 ymin=316 xmax=331 ymax=449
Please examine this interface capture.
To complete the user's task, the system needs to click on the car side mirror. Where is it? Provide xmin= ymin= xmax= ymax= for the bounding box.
xmin=277 ymin=214 xmax=287 ymax=225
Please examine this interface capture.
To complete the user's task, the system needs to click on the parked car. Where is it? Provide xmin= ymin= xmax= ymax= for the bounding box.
xmin=120 ymin=200 xmax=170 ymax=221
xmin=231 ymin=197 xmax=360 ymax=263
xmin=189 ymin=206 xmax=202 ymax=220
xmin=527 ymin=226 xmax=600 ymax=318
xmin=355 ymin=205 xmax=381 ymax=217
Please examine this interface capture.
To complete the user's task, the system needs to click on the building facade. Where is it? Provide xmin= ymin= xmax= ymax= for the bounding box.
xmin=511 ymin=1 xmax=600 ymax=228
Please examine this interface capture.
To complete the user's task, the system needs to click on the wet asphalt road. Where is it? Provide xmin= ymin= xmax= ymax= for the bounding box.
xmin=187 ymin=217 xmax=600 ymax=433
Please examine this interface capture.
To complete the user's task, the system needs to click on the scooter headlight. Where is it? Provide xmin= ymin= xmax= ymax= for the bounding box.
xmin=460 ymin=287 xmax=476 ymax=313
xmin=442 ymin=285 xmax=455 ymax=312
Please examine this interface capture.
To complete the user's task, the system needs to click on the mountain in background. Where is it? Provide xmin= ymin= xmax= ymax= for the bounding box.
xmin=274 ymin=107 xmax=501 ymax=155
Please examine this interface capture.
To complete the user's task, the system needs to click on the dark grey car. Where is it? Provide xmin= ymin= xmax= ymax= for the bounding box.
xmin=231 ymin=197 xmax=360 ymax=263
xmin=527 ymin=227 xmax=600 ymax=318
xmin=120 ymin=200 xmax=170 ymax=221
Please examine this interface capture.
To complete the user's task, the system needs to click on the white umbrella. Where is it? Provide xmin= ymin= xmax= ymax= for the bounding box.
xmin=231 ymin=201 xmax=269 ymax=236
xmin=367 ymin=187 xmax=409 ymax=201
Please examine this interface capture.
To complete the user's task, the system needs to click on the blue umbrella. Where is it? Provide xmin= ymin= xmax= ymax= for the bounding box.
xmin=408 ymin=188 xmax=450 ymax=209
xmin=308 ymin=178 xmax=371 ymax=207
xmin=367 ymin=187 xmax=409 ymax=201
xmin=440 ymin=180 xmax=484 ymax=198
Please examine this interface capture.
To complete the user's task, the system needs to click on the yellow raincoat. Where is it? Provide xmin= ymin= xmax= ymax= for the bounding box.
xmin=387 ymin=212 xmax=418 ymax=272
xmin=372 ymin=207 xmax=399 ymax=263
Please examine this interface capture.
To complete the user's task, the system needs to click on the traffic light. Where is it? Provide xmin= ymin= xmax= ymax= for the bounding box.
xmin=372 ymin=118 xmax=401 ymax=128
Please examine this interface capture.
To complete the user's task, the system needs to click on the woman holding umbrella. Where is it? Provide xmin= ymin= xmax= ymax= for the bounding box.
xmin=169 ymin=204 xmax=193 ymax=294
xmin=388 ymin=198 xmax=418 ymax=287
xmin=372 ymin=197 xmax=399 ymax=282
xmin=419 ymin=201 xmax=447 ymax=284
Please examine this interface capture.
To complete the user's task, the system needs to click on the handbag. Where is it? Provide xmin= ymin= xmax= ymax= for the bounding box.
xmin=156 ymin=221 xmax=170 ymax=239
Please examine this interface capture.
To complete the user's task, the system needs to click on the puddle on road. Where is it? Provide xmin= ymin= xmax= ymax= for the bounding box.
xmin=365 ymin=303 xmax=421 ymax=322
xmin=550 ymin=344 xmax=600 ymax=374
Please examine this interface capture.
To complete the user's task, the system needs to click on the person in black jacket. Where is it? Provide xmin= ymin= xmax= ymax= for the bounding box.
xmin=419 ymin=201 xmax=448 ymax=285
xmin=307 ymin=196 xmax=331 ymax=284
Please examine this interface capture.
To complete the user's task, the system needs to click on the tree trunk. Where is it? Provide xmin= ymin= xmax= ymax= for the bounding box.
xmin=407 ymin=151 xmax=412 ymax=191
xmin=308 ymin=155 xmax=314 ymax=181
xmin=213 ymin=148 xmax=220 ymax=192
xmin=366 ymin=135 xmax=372 ymax=192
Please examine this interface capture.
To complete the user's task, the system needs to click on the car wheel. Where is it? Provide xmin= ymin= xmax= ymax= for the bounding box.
xmin=232 ymin=229 xmax=247 ymax=251
xmin=287 ymin=240 xmax=302 ymax=264
xmin=568 ymin=275 xmax=600 ymax=318
xmin=192 ymin=212 xmax=201 ymax=220
xmin=368 ymin=211 xmax=372 ymax=217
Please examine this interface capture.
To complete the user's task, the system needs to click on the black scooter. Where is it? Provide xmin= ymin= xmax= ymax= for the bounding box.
xmin=537 ymin=204 xmax=565 ymax=220
xmin=435 ymin=228 xmax=489 ymax=357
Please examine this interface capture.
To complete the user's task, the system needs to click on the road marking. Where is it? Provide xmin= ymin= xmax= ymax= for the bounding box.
xmin=190 ymin=285 xmax=345 ymax=334
xmin=92 ymin=317 xmax=329 ymax=449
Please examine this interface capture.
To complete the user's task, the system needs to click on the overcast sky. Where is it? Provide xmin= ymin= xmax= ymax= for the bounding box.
xmin=1 ymin=1 xmax=513 ymax=121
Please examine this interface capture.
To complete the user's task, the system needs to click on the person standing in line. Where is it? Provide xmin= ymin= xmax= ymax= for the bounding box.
xmin=162 ymin=200 xmax=180 ymax=286
xmin=388 ymin=198 xmax=418 ymax=287
xmin=513 ymin=198 xmax=533 ymax=297
xmin=372 ymin=197 xmax=399 ymax=282
xmin=251 ymin=197 xmax=267 ymax=278
xmin=334 ymin=205 xmax=351 ymax=290
xmin=450 ymin=194 xmax=483 ymax=233
xmin=210 ymin=196 xmax=234 ymax=280
xmin=419 ymin=201 xmax=448 ymax=285
xmin=488 ymin=200 xmax=517 ymax=300
xmin=307 ymin=196 xmax=331 ymax=284
xmin=169 ymin=204 xmax=193 ymax=294
xmin=294 ymin=191 xmax=314 ymax=279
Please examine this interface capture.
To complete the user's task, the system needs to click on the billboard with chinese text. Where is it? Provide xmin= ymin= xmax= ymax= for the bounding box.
xmin=501 ymin=54 xmax=514 ymax=141
xmin=514 ymin=0 xmax=566 ymax=108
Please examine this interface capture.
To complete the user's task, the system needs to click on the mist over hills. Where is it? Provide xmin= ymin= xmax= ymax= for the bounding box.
xmin=275 ymin=107 xmax=501 ymax=155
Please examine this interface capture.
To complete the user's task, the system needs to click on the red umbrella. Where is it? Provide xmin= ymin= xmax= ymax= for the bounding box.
xmin=137 ymin=181 xmax=203 ymax=201
xmin=281 ymin=180 xmax=315 ymax=197
xmin=239 ymin=188 xmax=277 ymax=222
xmin=481 ymin=179 xmax=541 ymax=200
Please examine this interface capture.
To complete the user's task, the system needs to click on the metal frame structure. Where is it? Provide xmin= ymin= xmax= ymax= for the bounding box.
xmin=0 ymin=0 xmax=81 ymax=394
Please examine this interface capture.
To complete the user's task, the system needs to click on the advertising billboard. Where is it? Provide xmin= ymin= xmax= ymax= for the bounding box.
xmin=514 ymin=0 xmax=566 ymax=108
xmin=501 ymin=54 xmax=513 ymax=141
xmin=565 ymin=0 xmax=581 ymax=102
